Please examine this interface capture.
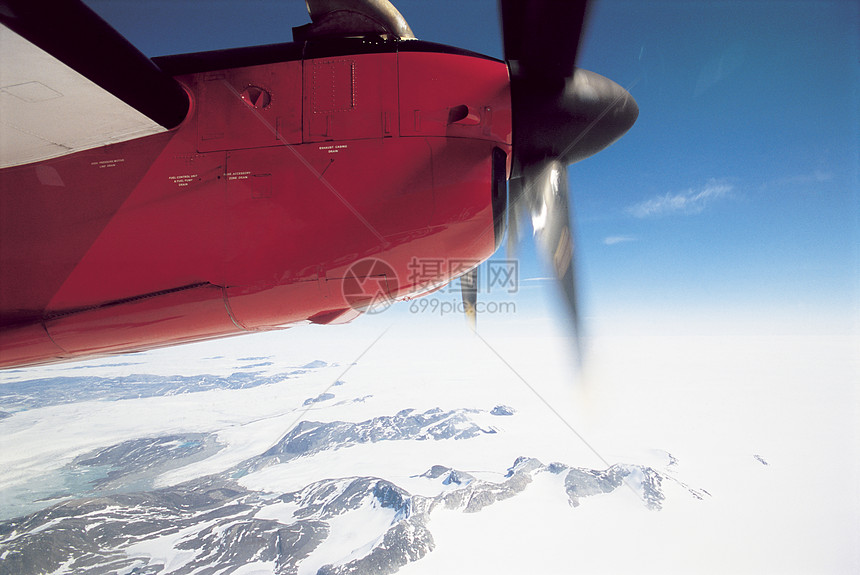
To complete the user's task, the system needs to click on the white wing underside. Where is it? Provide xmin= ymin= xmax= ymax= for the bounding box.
xmin=0 ymin=25 xmax=166 ymax=169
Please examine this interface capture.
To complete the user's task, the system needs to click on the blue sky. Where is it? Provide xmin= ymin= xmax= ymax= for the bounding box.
xmin=572 ymin=1 xmax=859 ymax=336
xmin=88 ymin=0 xmax=859 ymax=337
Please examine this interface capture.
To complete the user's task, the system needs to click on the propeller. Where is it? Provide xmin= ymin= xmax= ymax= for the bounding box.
xmin=489 ymin=0 xmax=639 ymax=344
xmin=459 ymin=268 xmax=479 ymax=332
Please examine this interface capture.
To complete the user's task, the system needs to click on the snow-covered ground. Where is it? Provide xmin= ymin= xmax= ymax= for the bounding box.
xmin=0 ymin=310 xmax=857 ymax=574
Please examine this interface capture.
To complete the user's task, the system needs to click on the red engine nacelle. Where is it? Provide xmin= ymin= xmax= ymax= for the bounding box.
xmin=0 ymin=39 xmax=511 ymax=368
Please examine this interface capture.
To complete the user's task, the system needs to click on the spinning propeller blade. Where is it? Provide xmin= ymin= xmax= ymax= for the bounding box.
xmin=459 ymin=268 xmax=479 ymax=332
xmin=498 ymin=0 xmax=638 ymax=346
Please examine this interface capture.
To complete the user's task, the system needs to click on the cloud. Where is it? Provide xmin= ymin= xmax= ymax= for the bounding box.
xmin=603 ymin=236 xmax=637 ymax=246
xmin=765 ymin=171 xmax=833 ymax=189
xmin=627 ymin=181 xmax=732 ymax=218
xmin=694 ymin=41 xmax=746 ymax=97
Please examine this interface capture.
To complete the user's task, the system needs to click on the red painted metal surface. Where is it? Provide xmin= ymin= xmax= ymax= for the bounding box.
xmin=0 ymin=46 xmax=511 ymax=368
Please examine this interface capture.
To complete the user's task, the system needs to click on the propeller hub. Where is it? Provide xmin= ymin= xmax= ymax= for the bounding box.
xmin=511 ymin=68 xmax=638 ymax=168
xmin=560 ymin=69 xmax=638 ymax=164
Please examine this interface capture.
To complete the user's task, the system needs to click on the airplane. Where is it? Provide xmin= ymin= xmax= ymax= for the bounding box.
xmin=0 ymin=0 xmax=637 ymax=369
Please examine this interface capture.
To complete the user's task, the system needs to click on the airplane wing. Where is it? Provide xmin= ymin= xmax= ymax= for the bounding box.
xmin=0 ymin=0 xmax=189 ymax=168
